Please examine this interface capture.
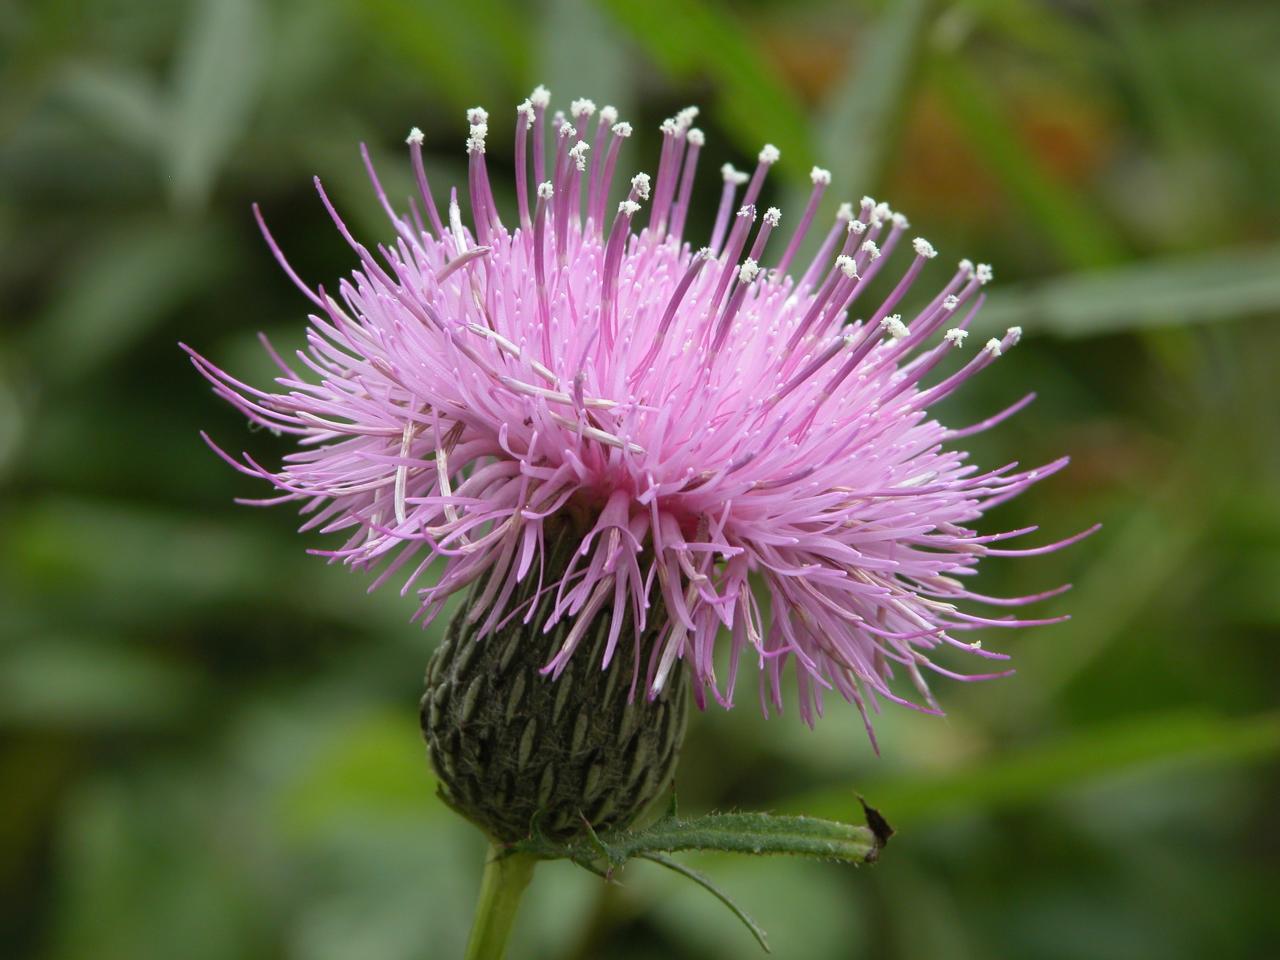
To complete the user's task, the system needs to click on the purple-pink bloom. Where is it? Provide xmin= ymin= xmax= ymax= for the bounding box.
xmin=187 ymin=90 xmax=1093 ymax=748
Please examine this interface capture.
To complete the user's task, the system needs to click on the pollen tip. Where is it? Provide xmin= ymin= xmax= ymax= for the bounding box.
xmin=835 ymin=255 xmax=858 ymax=279
xmin=836 ymin=201 xmax=855 ymax=221
xmin=810 ymin=166 xmax=832 ymax=185
xmin=568 ymin=140 xmax=590 ymax=170
xmin=943 ymin=294 xmax=960 ymax=311
xmin=686 ymin=127 xmax=705 ymax=147
xmin=406 ymin=126 xmax=425 ymax=146
xmin=675 ymin=106 xmax=700 ymax=130
xmin=764 ymin=206 xmax=782 ymax=226
xmin=516 ymin=100 xmax=534 ymax=128
xmin=944 ymin=327 xmax=968 ymax=347
xmin=873 ymin=201 xmax=892 ymax=222
xmin=984 ymin=338 xmax=1003 ymax=356
xmin=891 ymin=211 xmax=910 ymax=229
xmin=881 ymin=315 xmax=909 ymax=339
xmin=599 ymin=104 xmax=618 ymax=125
xmin=1006 ymin=325 xmax=1023 ymax=344
xmin=630 ymin=172 xmax=651 ymax=199
xmin=860 ymin=195 xmax=876 ymax=209
xmin=611 ymin=121 xmax=633 ymax=138
xmin=569 ymin=98 xmax=596 ymax=117
xmin=912 ymin=237 xmax=938 ymax=259
xmin=721 ymin=163 xmax=749 ymax=185
xmin=558 ymin=122 xmax=577 ymax=140
xmin=537 ymin=180 xmax=554 ymax=200
xmin=860 ymin=240 xmax=881 ymax=260
xmin=466 ymin=106 xmax=489 ymax=125
xmin=736 ymin=204 xmax=756 ymax=219
xmin=738 ymin=258 xmax=761 ymax=283
xmin=976 ymin=263 xmax=994 ymax=285
xmin=530 ymin=85 xmax=551 ymax=108
xmin=618 ymin=199 xmax=641 ymax=217
xmin=758 ymin=143 xmax=781 ymax=164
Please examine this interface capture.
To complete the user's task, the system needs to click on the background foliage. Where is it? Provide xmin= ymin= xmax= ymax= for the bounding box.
xmin=2 ymin=0 xmax=1278 ymax=957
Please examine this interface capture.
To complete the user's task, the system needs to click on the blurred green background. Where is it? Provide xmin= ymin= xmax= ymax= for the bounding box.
xmin=3 ymin=0 xmax=1279 ymax=957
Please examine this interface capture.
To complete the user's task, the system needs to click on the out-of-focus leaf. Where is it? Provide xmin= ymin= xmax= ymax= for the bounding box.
xmin=931 ymin=53 xmax=1125 ymax=269
xmin=597 ymin=0 xmax=813 ymax=173
xmin=167 ymin=0 xmax=264 ymax=210
xmin=0 ymin=637 xmax=201 ymax=729
xmin=352 ymin=0 xmax=528 ymax=110
xmin=29 ymin=219 xmax=232 ymax=381
xmin=973 ymin=244 xmax=1280 ymax=336
xmin=539 ymin=0 xmax=636 ymax=121
xmin=818 ymin=0 xmax=933 ymax=196
xmin=787 ymin=709 xmax=1280 ymax=825
xmin=642 ymin=853 xmax=769 ymax=952
xmin=57 ymin=62 xmax=166 ymax=152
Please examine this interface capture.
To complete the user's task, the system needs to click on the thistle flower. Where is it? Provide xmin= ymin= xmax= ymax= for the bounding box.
xmin=187 ymin=89 xmax=1092 ymax=775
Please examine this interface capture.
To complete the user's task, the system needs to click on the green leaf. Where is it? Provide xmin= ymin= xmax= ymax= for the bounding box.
xmin=168 ymin=0 xmax=264 ymax=210
xmin=817 ymin=0 xmax=934 ymax=196
xmin=515 ymin=804 xmax=887 ymax=868
xmin=640 ymin=852 xmax=770 ymax=952
xmin=597 ymin=0 xmax=813 ymax=173
xmin=972 ymin=244 xmax=1280 ymax=337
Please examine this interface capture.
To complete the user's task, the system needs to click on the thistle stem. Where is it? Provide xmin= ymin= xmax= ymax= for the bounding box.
xmin=464 ymin=846 xmax=538 ymax=960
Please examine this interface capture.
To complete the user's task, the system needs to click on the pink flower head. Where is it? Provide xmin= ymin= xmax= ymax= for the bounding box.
xmin=187 ymin=90 xmax=1094 ymax=748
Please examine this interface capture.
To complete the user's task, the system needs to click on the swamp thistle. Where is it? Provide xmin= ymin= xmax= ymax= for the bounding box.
xmin=187 ymin=88 xmax=1089 ymax=958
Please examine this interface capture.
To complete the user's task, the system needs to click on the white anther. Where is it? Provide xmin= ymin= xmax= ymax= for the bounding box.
xmin=913 ymin=237 xmax=937 ymax=259
xmin=976 ymin=263 xmax=994 ymax=285
xmin=466 ymin=123 xmax=488 ymax=154
xmin=676 ymin=106 xmax=700 ymax=130
xmin=736 ymin=205 xmax=755 ymax=219
xmin=600 ymin=105 xmax=618 ymax=126
xmin=722 ymin=163 xmax=749 ymax=185
xmin=660 ymin=117 xmax=680 ymax=136
xmin=467 ymin=106 xmax=489 ymax=125
xmin=618 ymin=199 xmax=641 ymax=217
xmin=570 ymin=98 xmax=596 ymax=117
xmin=881 ymin=315 xmax=909 ymax=339
xmin=959 ymin=258 xmax=975 ymax=278
xmin=697 ymin=246 xmax=716 ymax=259
xmin=835 ymin=255 xmax=858 ymax=279
xmin=537 ymin=181 xmax=554 ymax=200
xmin=836 ymin=202 xmax=855 ymax=221
xmin=943 ymin=295 xmax=960 ymax=311
xmin=891 ymin=211 xmax=910 ymax=229
xmin=758 ymin=143 xmax=780 ymax=164
xmin=568 ymin=140 xmax=590 ymax=171
xmin=763 ymin=206 xmax=782 ymax=226
xmin=631 ymin=172 xmax=651 ymax=199
xmin=984 ymin=338 xmax=1002 ymax=356
xmin=873 ymin=202 xmax=892 ymax=222
xmin=611 ymin=121 xmax=633 ymax=138
xmin=738 ymin=258 xmax=761 ymax=283
xmin=810 ymin=166 xmax=832 ymax=185
xmin=1006 ymin=325 xmax=1022 ymax=344
xmin=516 ymin=100 xmax=534 ymax=128
xmin=860 ymin=196 xmax=876 ymax=209
xmin=861 ymin=240 xmax=881 ymax=260
xmin=848 ymin=219 xmax=867 ymax=235
xmin=686 ymin=127 xmax=706 ymax=147
xmin=944 ymin=328 xmax=968 ymax=347
xmin=558 ymin=122 xmax=577 ymax=139
xmin=406 ymin=127 xmax=424 ymax=146
xmin=530 ymin=85 xmax=551 ymax=108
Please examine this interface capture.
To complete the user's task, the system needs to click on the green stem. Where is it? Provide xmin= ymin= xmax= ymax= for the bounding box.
xmin=463 ymin=846 xmax=538 ymax=960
